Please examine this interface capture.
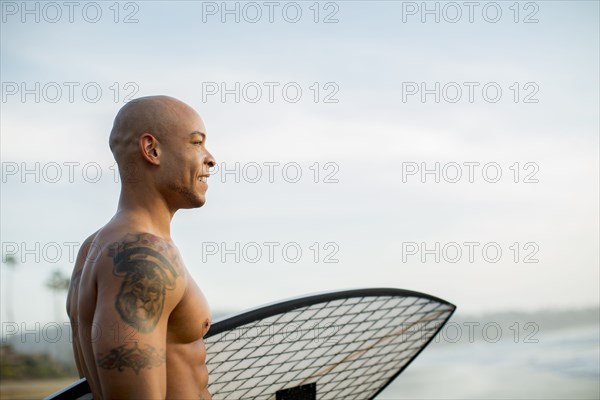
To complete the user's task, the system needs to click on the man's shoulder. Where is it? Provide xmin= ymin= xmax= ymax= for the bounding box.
xmin=85 ymin=227 xmax=174 ymax=258
xmin=89 ymin=229 xmax=184 ymax=284
xmin=96 ymin=230 xmax=179 ymax=264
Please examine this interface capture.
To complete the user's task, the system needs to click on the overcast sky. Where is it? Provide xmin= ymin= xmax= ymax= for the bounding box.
xmin=1 ymin=1 xmax=598 ymax=328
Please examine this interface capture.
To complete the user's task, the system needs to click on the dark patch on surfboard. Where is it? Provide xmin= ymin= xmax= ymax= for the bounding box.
xmin=276 ymin=383 xmax=316 ymax=400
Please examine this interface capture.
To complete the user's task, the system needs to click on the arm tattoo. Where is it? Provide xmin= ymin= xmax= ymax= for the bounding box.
xmin=96 ymin=342 xmax=166 ymax=374
xmin=108 ymin=233 xmax=179 ymax=333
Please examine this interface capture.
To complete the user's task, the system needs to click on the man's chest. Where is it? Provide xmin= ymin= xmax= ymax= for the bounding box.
xmin=167 ymin=277 xmax=212 ymax=343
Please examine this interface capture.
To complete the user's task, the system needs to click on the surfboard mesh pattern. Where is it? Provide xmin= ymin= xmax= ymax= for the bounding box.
xmin=205 ymin=294 xmax=454 ymax=400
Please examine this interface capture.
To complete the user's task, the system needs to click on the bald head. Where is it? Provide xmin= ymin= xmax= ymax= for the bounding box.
xmin=109 ymin=95 xmax=199 ymax=165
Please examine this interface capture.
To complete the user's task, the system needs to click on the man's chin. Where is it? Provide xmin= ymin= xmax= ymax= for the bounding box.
xmin=186 ymin=196 xmax=206 ymax=208
xmin=169 ymin=185 xmax=206 ymax=209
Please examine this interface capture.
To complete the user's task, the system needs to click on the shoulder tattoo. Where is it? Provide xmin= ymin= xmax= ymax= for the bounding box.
xmin=108 ymin=233 xmax=179 ymax=333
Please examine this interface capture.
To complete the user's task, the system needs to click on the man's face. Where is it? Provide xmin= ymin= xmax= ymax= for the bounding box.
xmin=161 ymin=108 xmax=216 ymax=209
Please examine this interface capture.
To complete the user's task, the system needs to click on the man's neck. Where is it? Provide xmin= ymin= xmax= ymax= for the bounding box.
xmin=114 ymin=188 xmax=174 ymax=240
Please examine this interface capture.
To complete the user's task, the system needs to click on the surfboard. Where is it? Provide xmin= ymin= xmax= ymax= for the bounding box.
xmin=45 ymin=288 xmax=456 ymax=400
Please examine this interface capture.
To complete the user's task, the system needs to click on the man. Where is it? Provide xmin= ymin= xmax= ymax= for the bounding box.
xmin=66 ymin=95 xmax=216 ymax=399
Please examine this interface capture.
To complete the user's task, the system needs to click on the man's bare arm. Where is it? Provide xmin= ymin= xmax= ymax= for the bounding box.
xmin=91 ymin=233 xmax=184 ymax=398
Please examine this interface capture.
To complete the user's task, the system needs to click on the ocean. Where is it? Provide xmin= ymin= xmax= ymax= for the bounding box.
xmin=377 ymin=324 xmax=599 ymax=399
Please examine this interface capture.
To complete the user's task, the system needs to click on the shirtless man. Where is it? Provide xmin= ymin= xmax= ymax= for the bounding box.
xmin=66 ymin=95 xmax=216 ymax=399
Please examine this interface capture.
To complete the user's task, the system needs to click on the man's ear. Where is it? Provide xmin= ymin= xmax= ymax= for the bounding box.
xmin=139 ymin=133 xmax=160 ymax=165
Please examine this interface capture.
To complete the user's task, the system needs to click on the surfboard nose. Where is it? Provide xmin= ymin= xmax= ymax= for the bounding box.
xmin=204 ymin=287 xmax=455 ymax=400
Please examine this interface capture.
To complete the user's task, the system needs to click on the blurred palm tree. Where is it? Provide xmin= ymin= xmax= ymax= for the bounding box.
xmin=44 ymin=269 xmax=71 ymax=360
xmin=1 ymin=255 xmax=18 ymax=322
xmin=45 ymin=269 xmax=71 ymax=324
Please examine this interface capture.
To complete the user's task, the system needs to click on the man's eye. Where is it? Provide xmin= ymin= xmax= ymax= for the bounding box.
xmin=193 ymin=141 xmax=203 ymax=145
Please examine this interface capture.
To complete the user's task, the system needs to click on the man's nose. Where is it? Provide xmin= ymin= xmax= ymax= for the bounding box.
xmin=205 ymin=149 xmax=216 ymax=168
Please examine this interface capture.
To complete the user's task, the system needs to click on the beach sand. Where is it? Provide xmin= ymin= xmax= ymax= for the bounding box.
xmin=0 ymin=377 xmax=78 ymax=400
